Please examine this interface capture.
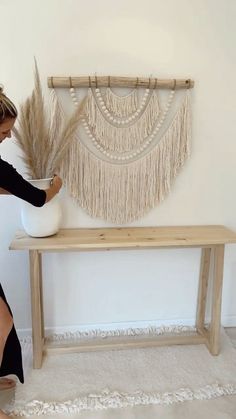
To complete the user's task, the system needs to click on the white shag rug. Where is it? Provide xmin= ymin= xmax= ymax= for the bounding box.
xmin=4 ymin=326 xmax=236 ymax=416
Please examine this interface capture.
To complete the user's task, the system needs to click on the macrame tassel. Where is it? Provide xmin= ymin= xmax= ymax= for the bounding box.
xmin=105 ymin=87 xmax=138 ymax=116
xmin=60 ymin=93 xmax=191 ymax=224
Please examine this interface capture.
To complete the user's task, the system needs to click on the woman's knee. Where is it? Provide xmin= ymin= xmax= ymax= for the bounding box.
xmin=0 ymin=299 xmax=13 ymax=342
xmin=2 ymin=315 xmax=13 ymax=341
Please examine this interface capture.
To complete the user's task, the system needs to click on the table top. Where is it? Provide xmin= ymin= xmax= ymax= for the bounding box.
xmin=9 ymin=225 xmax=236 ymax=251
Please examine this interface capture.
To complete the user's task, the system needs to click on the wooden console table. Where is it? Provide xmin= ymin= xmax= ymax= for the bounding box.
xmin=9 ymin=225 xmax=236 ymax=368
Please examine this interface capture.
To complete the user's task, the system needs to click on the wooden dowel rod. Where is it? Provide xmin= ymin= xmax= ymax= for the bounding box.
xmin=47 ymin=76 xmax=194 ymax=89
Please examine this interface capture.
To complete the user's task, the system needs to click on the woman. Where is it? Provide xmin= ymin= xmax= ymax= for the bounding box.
xmin=0 ymin=87 xmax=62 ymax=419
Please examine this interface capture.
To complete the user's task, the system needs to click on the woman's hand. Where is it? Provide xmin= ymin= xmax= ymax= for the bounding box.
xmin=50 ymin=175 xmax=62 ymax=193
xmin=0 ymin=187 xmax=11 ymax=195
xmin=45 ymin=175 xmax=62 ymax=203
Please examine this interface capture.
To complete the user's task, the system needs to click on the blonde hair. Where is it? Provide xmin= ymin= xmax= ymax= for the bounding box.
xmin=0 ymin=85 xmax=17 ymax=123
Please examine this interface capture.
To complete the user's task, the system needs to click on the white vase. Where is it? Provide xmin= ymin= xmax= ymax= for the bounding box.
xmin=21 ymin=178 xmax=62 ymax=237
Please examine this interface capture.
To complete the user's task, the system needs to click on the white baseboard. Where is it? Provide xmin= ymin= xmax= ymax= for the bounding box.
xmin=221 ymin=316 xmax=236 ymax=327
xmin=16 ymin=315 xmax=236 ymax=339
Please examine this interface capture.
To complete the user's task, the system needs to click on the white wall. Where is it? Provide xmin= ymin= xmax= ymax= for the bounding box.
xmin=1 ymin=0 xmax=236 ymax=336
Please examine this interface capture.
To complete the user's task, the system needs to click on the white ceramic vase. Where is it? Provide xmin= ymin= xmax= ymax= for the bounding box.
xmin=21 ymin=178 xmax=62 ymax=237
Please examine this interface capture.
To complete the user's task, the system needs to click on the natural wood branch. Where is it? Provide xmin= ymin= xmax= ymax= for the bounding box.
xmin=47 ymin=76 xmax=194 ymax=89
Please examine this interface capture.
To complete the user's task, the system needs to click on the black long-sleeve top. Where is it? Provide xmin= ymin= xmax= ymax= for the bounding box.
xmin=0 ymin=157 xmax=46 ymax=207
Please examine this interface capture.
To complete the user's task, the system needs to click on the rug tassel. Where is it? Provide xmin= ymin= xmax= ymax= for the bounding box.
xmin=9 ymin=383 xmax=236 ymax=416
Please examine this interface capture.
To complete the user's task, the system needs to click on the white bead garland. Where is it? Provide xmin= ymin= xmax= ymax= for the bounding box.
xmin=69 ymin=87 xmax=79 ymax=106
xmin=92 ymin=87 xmax=153 ymax=125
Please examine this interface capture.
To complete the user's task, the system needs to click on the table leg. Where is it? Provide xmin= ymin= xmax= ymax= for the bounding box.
xmin=196 ymin=247 xmax=211 ymax=333
xmin=39 ymin=253 xmax=45 ymax=340
xmin=29 ymin=250 xmax=44 ymax=368
xmin=208 ymin=245 xmax=225 ymax=355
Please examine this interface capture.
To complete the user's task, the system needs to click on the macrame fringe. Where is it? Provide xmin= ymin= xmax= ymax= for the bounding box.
xmin=61 ymin=93 xmax=191 ymax=224
xmin=8 ymin=384 xmax=236 ymax=416
xmin=84 ymin=89 xmax=160 ymax=151
xmin=105 ymin=87 xmax=138 ymax=116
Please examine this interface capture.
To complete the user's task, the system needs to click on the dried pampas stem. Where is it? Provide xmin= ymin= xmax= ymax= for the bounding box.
xmin=13 ymin=59 xmax=84 ymax=179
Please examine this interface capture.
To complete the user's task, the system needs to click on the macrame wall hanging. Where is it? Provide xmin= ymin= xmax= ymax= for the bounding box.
xmin=48 ymin=76 xmax=194 ymax=224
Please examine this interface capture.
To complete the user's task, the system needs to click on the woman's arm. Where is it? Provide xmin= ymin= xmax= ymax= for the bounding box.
xmin=0 ymin=158 xmax=62 ymax=206
xmin=0 ymin=176 xmax=62 ymax=200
